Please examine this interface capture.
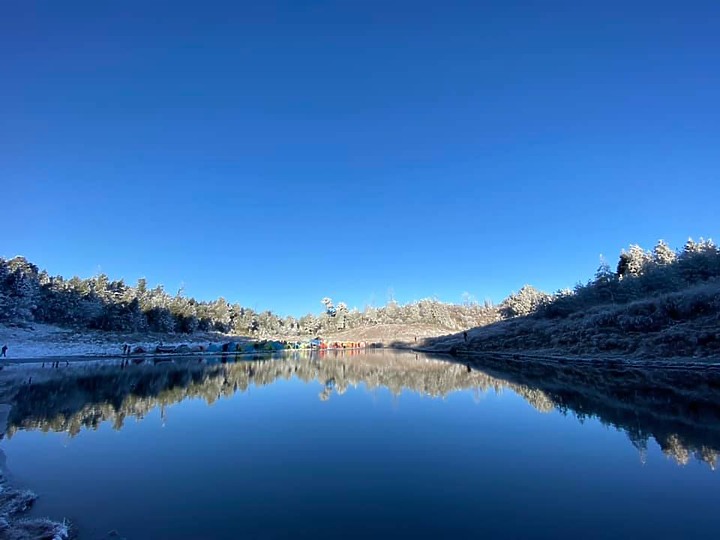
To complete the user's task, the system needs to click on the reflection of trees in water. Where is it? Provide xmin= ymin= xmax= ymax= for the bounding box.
xmin=2 ymin=351 xmax=719 ymax=468
xmin=475 ymin=356 xmax=720 ymax=470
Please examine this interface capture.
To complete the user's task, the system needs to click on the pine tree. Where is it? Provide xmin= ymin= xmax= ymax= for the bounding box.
xmin=593 ymin=258 xmax=618 ymax=304
xmin=653 ymin=240 xmax=677 ymax=265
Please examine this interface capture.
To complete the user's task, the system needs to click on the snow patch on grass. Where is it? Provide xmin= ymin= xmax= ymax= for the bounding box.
xmin=0 ymin=323 xmax=214 ymax=360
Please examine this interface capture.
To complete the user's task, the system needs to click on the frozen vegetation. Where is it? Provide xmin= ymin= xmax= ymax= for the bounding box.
xmin=0 ymin=259 xmax=496 ymax=343
xmin=1 ymin=450 xmax=70 ymax=539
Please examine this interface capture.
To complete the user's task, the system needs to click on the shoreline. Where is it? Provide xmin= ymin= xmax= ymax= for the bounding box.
xmin=1 ymin=345 xmax=383 ymax=366
xmin=415 ymin=346 xmax=720 ymax=369
xmin=2 ymin=337 xmax=719 ymax=370
xmin=4 ymin=322 xmax=720 ymax=367
xmin=6 ymin=345 xmax=720 ymax=369
xmin=0 ymin=322 xmax=414 ymax=362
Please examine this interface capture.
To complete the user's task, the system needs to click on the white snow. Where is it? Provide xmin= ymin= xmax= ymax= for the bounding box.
xmin=0 ymin=323 xmax=211 ymax=360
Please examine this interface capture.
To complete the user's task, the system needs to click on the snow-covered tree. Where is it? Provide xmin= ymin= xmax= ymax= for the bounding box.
xmin=1 ymin=257 xmax=41 ymax=321
xmin=678 ymin=237 xmax=720 ymax=282
xmin=617 ymin=245 xmax=653 ymax=278
xmin=500 ymin=285 xmax=550 ymax=318
xmin=321 ymin=297 xmax=336 ymax=316
xmin=653 ymin=240 xmax=677 ymax=266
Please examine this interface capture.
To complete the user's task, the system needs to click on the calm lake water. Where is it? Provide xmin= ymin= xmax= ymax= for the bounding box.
xmin=1 ymin=350 xmax=719 ymax=539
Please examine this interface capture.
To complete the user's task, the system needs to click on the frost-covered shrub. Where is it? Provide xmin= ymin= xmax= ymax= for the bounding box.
xmin=617 ymin=314 xmax=661 ymax=332
xmin=500 ymin=286 xmax=551 ymax=318
xmin=627 ymin=302 xmax=657 ymax=317
xmin=588 ymin=311 xmax=617 ymax=328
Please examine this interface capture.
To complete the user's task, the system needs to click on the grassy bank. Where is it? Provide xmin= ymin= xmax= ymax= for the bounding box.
xmin=424 ymin=281 xmax=720 ymax=361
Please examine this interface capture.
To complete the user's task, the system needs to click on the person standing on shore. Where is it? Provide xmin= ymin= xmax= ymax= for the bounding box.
xmin=1 ymin=344 xmax=7 ymax=358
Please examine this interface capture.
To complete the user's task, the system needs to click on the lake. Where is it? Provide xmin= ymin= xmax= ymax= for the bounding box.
xmin=1 ymin=349 xmax=719 ymax=539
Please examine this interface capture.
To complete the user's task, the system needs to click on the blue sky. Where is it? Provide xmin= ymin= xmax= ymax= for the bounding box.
xmin=2 ymin=1 xmax=719 ymax=316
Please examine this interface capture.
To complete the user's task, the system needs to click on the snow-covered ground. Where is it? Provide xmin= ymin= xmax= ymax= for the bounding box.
xmin=0 ymin=323 xmax=215 ymax=361
xmin=0 ymin=322 xmax=440 ymax=361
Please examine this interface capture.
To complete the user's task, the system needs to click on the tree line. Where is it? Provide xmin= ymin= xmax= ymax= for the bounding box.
xmin=2 ymin=238 xmax=717 ymax=336
xmin=0 ymin=258 xmax=495 ymax=336
xmin=499 ymin=238 xmax=719 ymax=319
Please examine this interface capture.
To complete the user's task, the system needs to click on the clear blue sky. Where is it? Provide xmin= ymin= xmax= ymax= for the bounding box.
xmin=2 ymin=1 xmax=719 ymax=316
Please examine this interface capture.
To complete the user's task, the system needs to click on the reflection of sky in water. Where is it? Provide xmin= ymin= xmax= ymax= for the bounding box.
xmin=1 ymin=351 xmax=719 ymax=539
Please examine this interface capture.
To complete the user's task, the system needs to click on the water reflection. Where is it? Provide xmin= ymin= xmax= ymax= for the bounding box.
xmin=1 ymin=350 xmax=719 ymax=468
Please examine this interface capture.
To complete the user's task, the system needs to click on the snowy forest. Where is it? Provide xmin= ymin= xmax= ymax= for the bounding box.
xmin=1 ymin=238 xmax=718 ymax=339
xmin=0 ymin=258 xmax=495 ymax=336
